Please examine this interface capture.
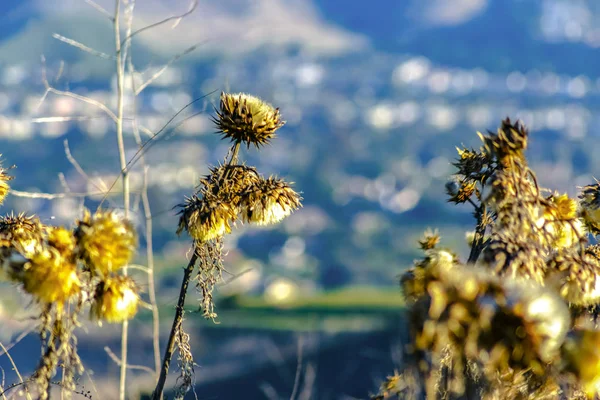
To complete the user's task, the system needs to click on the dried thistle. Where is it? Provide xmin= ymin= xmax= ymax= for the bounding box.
xmin=90 ymin=275 xmax=140 ymax=323
xmin=75 ymin=209 xmax=136 ymax=276
xmin=213 ymin=92 xmax=285 ymax=148
xmin=0 ymin=212 xmax=44 ymax=253
xmin=0 ymin=156 xmax=13 ymax=205
xmin=18 ymin=245 xmax=80 ymax=305
xmin=579 ymin=179 xmax=600 ymax=235
xmin=241 ymin=176 xmax=302 ymax=225
xmin=418 ymin=229 xmax=440 ymax=251
xmin=478 ymin=117 xmax=528 ymax=163
xmin=176 ymin=193 xmax=237 ymax=243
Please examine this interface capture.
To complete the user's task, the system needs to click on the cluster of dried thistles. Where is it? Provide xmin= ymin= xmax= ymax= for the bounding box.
xmin=0 ymin=162 xmax=139 ymax=398
xmin=375 ymin=118 xmax=600 ymax=399
xmin=177 ymin=92 xmax=301 ymax=322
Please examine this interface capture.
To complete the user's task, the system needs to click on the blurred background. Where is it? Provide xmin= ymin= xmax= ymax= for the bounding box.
xmin=1 ymin=0 xmax=599 ymax=398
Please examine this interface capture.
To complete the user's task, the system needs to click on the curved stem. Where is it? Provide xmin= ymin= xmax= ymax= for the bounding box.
xmin=151 ymin=251 xmax=199 ymax=400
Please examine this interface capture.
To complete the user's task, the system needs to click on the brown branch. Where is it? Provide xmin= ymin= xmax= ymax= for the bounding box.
xmin=151 ymin=251 xmax=199 ymax=400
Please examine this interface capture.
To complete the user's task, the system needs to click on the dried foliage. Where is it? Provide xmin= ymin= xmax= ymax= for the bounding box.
xmin=374 ymin=118 xmax=600 ymax=399
xmin=0 ymin=158 xmax=140 ymax=398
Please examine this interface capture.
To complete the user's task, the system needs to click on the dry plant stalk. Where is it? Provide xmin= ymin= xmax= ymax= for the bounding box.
xmin=151 ymin=92 xmax=302 ymax=399
xmin=0 ymin=156 xmax=141 ymax=399
xmin=375 ymin=118 xmax=600 ymax=400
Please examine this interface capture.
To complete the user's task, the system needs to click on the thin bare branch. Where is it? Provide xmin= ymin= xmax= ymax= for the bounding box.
xmin=47 ymin=87 xmax=118 ymax=123
xmin=64 ymin=139 xmax=111 ymax=197
xmin=31 ymin=116 xmax=112 ymax=123
xmin=122 ymin=0 xmax=198 ymax=46
xmin=103 ymin=347 xmax=155 ymax=374
xmin=52 ymin=33 xmax=115 ymax=60
xmin=84 ymin=0 xmax=114 ymax=20
xmin=135 ymin=41 xmax=206 ymax=95
xmin=97 ymin=91 xmax=216 ymax=209
xmin=10 ymin=189 xmax=102 ymax=200
xmin=0 ymin=342 xmax=32 ymax=400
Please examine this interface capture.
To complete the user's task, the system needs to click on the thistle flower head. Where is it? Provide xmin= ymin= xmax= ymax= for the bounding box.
xmin=19 ymin=245 xmax=80 ymax=304
xmin=418 ymin=229 xmax=440 ymax=251
xmin=579 ymin=179 xmax=600 ymax=235
xmin=241 ymin=177 xmax=302 ymax=225
xmin=75 ymin=209 xmax=136 ymax=276
xmin=176 ymin=193 xmax=237 ymax=242
xmin=200 ymin=164 xmax=260 ymax=206
xmin=213 ymin=92 xmax=285 ymax=148
xmin=90 ymin=275 xmax=139 ymax=323
xmin=446 ymin=178 xmax=476 ymax=204
xmin=453 ymin=147 xmax=492 ymax=181
xmin=0 ymin=213 xmax=44 ymax=253
xmin=479 ymin=118 xmax=528 ymax=163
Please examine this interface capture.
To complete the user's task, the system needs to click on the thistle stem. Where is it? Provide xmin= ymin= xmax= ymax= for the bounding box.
xmin=151 ymin=251 xmax=199 ymax=400
xmin=229 ymin=141 xmax=241 ymax=165
xmin=468 ymin=204 xmax=487 ymax=263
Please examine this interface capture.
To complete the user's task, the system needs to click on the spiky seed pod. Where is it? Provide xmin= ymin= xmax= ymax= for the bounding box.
xmin=453 ymin=147 xmax=492 ymax=181
xmin=75 ymin=209 xmax=136 ymax=276
xmin=478 ymin=117 xmax=528 ymax=163
xmin=200 ymin=164 xmax=260 ymax=207
xmin=546 ymin=251 xmax=600 ymax=307
xmin=538 ymin=193 xmax=584 ymax=249
xmin=241 ymin=177 xmax=302 ymax=225
xmin=212 ymin=92 xmax=285 ymax=148
xmin=579 ymin=180 xmax=600 ymax=235
xmin=418 ymin=229 xmax=440 ymax=251
xmin=176 ymin=194 xmax=237 ymax=242
xmin=561 ymin=329 xmax=600 ymax=398
xmin=17 ymin=245 xmax=80 ymax=304
xmin=447 ymin=179 xmax=476 ymax=204
xmin=90 ymin=275 xmax=139 ymax=323
xmin=0 ymin=157 xmax=13 ymax=205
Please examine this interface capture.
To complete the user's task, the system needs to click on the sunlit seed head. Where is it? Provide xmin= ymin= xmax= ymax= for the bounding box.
xmin=418 ymin=228 xmax=440 ymax=250
xmin=579 ymin=180 xmax=600 ymax=235
xmin=0 ymin=156 xmax=13 ymax=206
xmin=90 ymin=275 xmax=139 ymax=323
xmin=19 ymin=245 xmax=80 ymax=304
xmin=241 ymin=177 xmax=302 ymax=226
xmin=176 ymin=194 xmax=236 ymax=242
xmin=0 ymin=213 xmax=44 ymax=252
xmin=75 ymin=209 xmax=137 ymax=276
xmin=212 ymin=92 xmax=285 ymax=149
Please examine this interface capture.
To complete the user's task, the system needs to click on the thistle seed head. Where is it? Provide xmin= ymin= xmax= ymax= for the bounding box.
xmin=241 ymin=177 xmax=302 ymax=225
xmin=176 ymin=194 xmax=237 ymax=242
xmin=213 ymin=92 xmax=285 ymax=149
xmin=90 ymin=275 xmax=139 ymax=323
xmin=75 ymin=209 xmax=137 ymax=276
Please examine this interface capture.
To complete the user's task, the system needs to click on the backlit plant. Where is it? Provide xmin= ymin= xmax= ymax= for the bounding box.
xmin=0 ymin=164 xmax=139 ymax=399
xmin=373 ymin=118 xmax=600 ymax=399
xmin=151 ymin=91 xmax=301 ymax=399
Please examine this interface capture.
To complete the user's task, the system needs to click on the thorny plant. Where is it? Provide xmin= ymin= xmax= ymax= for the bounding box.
xmin=373 ymin=118 xmax=600 ymax=400
xmin=151 ymin=92 xmax=302 ymax=399
xmin=0 ymin=160 xmax=140 ymax=400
